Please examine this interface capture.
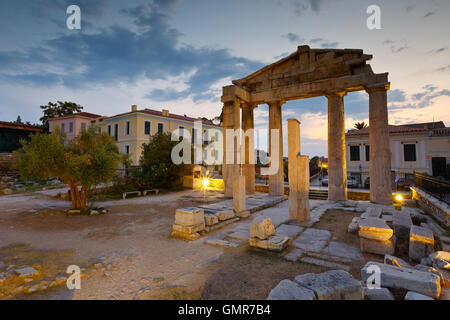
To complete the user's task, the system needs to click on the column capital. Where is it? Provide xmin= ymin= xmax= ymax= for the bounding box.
xmin=241 ymin=102 xmax=258 ymax=110
xmin=365 ymin=82 xmax=390 ymax=94
xmin=325 ymin=90 xmax=347 ymax=98
xmin=265 ymin=99 xmax=286 ymax=106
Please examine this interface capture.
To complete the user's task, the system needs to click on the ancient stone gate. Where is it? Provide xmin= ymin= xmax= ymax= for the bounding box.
xmin=221 ymin=45 xmax=392 ymax=205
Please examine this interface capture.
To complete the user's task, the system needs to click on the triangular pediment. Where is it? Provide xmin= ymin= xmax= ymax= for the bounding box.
xmin=234 ymin=45 xmax=373 ymax=93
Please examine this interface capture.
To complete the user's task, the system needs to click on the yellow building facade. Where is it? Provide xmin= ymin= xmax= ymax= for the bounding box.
xmin=345 ymin=122 xmax=450 ymax=186
xmin=91 ymin=105 xmax=223 ymax=166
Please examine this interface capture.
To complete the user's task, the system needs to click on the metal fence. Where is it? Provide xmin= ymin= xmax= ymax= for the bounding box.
xmin=414 ymin=172 xmax=450 ymax=205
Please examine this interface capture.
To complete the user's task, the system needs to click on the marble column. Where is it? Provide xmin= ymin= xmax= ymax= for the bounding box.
xmin=242 ymin=103 xmax=256 ymax=194
xmin=268 ymin=100 xmax=284 ymax=196
xmin=326 ymin=91 xmax=348 ymax=201
xmin=222 ymin=99 xmax=241 ymax=197
xmin=366 ymin=84 xmax=392 ymax=205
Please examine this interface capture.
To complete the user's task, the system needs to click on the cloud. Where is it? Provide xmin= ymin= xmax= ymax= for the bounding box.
xmin=0 ymin=1 xmax=263 ymax=103
xmin=389 ymin=86 xmax=450 ymax=111
xmin=436 ymin=65 xmax=450 ymax=73
xmin=405 ymin=5 xmax=415 ymax=13
xmin=382 ymin=39 xmax=409 ymax=53
xmin=388 ymin=89 xmax=406 ymax=102
xmin=309 ymin=38 xmax=339 ymax=48
xmin=292 ymin=0 xmax=327 ymax=16
xmin=282 ymin=32 xmax=303 ymax=43
xmin=424 ymin=12 xmax=435 ymax=18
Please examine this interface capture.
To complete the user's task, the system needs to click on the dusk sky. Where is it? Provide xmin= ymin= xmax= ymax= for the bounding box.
xmin=0 ymin=0 xmax=449 ymax=157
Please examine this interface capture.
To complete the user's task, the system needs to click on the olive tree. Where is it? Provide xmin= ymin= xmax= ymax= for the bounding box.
xmin=14 ymin=127 xmax=124 ymax=211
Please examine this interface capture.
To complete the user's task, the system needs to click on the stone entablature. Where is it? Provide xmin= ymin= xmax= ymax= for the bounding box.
xmin=222 ymin=45 xmax=392 ymax=205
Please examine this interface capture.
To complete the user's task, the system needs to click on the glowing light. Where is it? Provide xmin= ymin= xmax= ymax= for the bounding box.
xmin=202 ymin=179 xmax=210 ymax=187
xmin=395 ymin=194 xmax=403 ymax=202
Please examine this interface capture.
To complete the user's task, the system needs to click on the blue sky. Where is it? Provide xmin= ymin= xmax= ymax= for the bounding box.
xmin=0 ymin=0 xmax=449 ymax=157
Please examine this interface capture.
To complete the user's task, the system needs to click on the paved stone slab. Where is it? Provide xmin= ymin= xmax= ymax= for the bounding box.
xmin=358 ymin=218 xmax=393 ymax=241
xmin=409 ymin=225 xmax=434 ymax=262
xmin=204 ymin=238 xmax=239 ymax=248
xmin=297 ymin=228 xmax=331 ymax=241
xmin=204 ymin=214 xmax=219 ymax=226
xmin=267 ymin=279 xmax=316 ymax=300
xmin=293 ymin=239 xmax=327 ymax=252
xmin=363 ymin=287 xmax=395 ymax=300
xmin=283 ymin=249 xmax=304 ymax=262
xmin=405 ymin=291 xmax=434 ymax=300
xmin=275 ymin=224 xmax=304 ymax=240
xmin=294 ymin=270 xmax=363 ymax=300
xmin=360 ymin=237 xmax=395 ymax=256
xmin=299 ymin=257 xmax=351 ymax=272
xmin=323 ymin=241 xmax=364 ymax=261
xmin=361 ymin=207 xmax=382 ymax=219
xmin=304 ymin=252 xmax=353 ymax=265
xmin=361 ymin=261 xmax=441 ymax=298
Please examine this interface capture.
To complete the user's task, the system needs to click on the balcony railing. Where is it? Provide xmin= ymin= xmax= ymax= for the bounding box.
xmin=414 ymin=172 xmax=450 ymax=205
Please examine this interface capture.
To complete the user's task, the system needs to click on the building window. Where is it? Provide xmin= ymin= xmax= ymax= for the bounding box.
xmin=125 ymin=121 xmax=130 ymax=136
xmin=61 ymin=123 xmax=65 ymax=132
xmin=404 ymin=144 xmax=416 ymax=162
xmin=179 ymin=126 xmax=184 ymax=138
xmin=350 ymin=145 xmax=360 ymax=161
xmin=144 ymin=121 xmax=151 ymax=135
xmin=107 ymin=125 xmax=111 ymax=136
xmin=124 ymin=145 xmax=130 ymax=154
xmin=365 ymin=145 xmax=370 ymax=162
xmin=203 ymin=129 xmax=209 ymax=145
xmin=192 ymin=128 xmax=197 ymax=144
xmin=157 ymin=123 xmax=164 ymax=134
xmin=81 ymin=123 xmax=86 ymax=131
xmin=114 ymin=124 xmax=118 ymax=141
xmin=69 ymin=122 xmax=73 ymax=133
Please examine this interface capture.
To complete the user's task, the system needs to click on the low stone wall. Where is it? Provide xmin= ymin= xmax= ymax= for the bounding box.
xmin=411 ymin=186 xmax=450 ymax=227
xmin=0 ymin=153 xmax=15 ymax=172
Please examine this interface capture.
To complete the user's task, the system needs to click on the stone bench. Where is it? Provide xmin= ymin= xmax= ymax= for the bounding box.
xmin=122 ymin=191 xmax=141 ymax=199
xmin=142 ymin=189 xmax=159 ymax=196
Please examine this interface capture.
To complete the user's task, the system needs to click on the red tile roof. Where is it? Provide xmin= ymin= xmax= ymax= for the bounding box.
xmin=49 ymin=112 xmax=102 ymax=121
xmin=104 ymin=108 xmax=219 ymax=127
xmin=346 ymin=122 xmax=449 ymax=137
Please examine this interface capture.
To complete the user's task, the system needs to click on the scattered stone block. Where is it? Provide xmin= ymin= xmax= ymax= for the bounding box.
xmin=361 ymin=207 xmax=382 ymax=219
xmin=250 ymin=218 xmax=275 ymax=240
xmin=414 ymin=264 xmax=449 ymax=288
xmin=275 ymin=224 xmax=304 ymax=240
xmin=381 ymin=214 xmax=393 ymax=222
xmin=174 ymin=208 xmax=204 ymax=226
xmin=15 ymin=266 xmax=39 ymax=278
xmin=363 ymin=287 xmax=395 ymax=300
xmin=409 ymin=225 xmax=434 ymax=262
xmin=393 ymin=210 xmax=413 ymax=252
xmin=360 ymin=236 xmax=395 ymax=255
xmin=172 ymin=223 xmax=205 ymax=235
xmin=294 ymin=270 xmax=363 ymax=300
xmin=267 ymin=279 xmax=316 ymax=300
xmin=384 ymin=254 xmax=412 ymax=268
xmin=358 ymin=218 xmax=393 ymax=241
xmin=404 ymin=291 xmax=434 ymax=300
xmin=204 ymin=214 xmax=219 ymax=226
xmin=361 ymin=261 xmax=441 ymax=298
xmin=347 ymin=217 xmax=360 ymax=233
xmin=249 ymin=236 xmax=289 ymax=252
xmin=429 ymin=251 xmax=450 ymax=269
xmin=217 ymin=210 xmax=235 ymax=221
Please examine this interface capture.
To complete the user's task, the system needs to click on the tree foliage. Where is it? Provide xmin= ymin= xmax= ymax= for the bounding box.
xmin=354 ymin=121 xmax=368 ymax=130
xmin=40 ymin=101 xmax=83 ymax=132
xmin=137 ymin=133 xmax=187 ymax=189
xmin=13 ymin=127 xmax=123 ymax=210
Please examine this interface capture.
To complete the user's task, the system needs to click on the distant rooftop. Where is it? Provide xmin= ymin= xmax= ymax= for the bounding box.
xmin=0 ymin=121 xmax=43 ymax=131
xmin=50 ymin=112 xmax=102 ymax=120
xmin=346 ymin=121 xmax=449 ymax=137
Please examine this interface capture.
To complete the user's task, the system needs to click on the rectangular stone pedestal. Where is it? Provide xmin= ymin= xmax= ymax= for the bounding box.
xmin=233 ymin=176 xmax=246 ymax=214
xmin=289 ymin=155 xmax=310 ymax=222
xmin=409 ymin=225 xmax=434 ymax=262
xmin=172 ymin=207 xmax=205 ymax=240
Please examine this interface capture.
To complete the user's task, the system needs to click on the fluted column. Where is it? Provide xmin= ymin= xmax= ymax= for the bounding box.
xmin=366 ymin=83 xmax=392 ymax=205
xmin=326 ymin=90 xmax=347 ymax=201
xmin=242 ymin=103 xmax=256 ymax=194
xmin=268 ymin=100 xmax=284 ymax=196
